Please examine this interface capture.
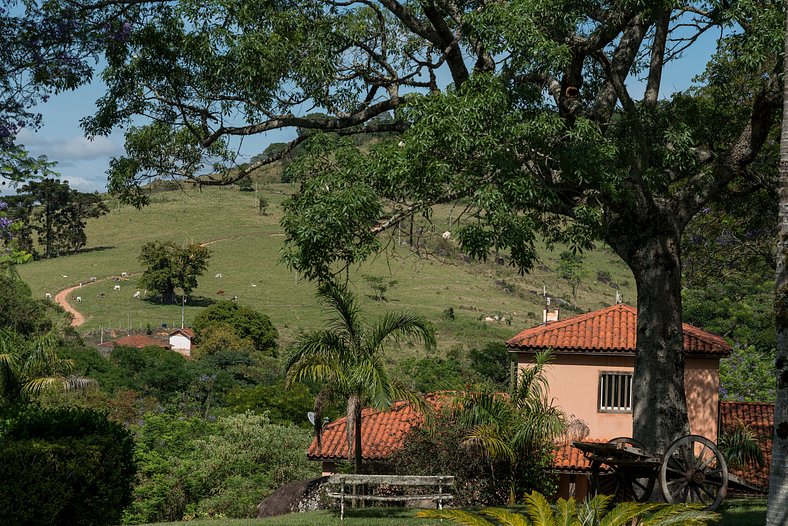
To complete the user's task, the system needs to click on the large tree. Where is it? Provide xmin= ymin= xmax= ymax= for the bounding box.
xmin=0 ymin=2 xmax=132 ymax=185
xmin=83 ymin=1 xmax=784 ymax=455
xmin=138 ymin=240 xmax=210 ymax=304
xmin=9 ymin=178 xmax=108 ymax=258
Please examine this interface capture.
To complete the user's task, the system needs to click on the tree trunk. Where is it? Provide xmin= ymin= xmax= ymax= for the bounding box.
xmin=346 ymin=394 xmax=364 ymax=474
xmin=766 ymin=8 xmax=788 ymax=523
xmin=163 ymin=287 xmax=177 ymax=305
xmin=619 ymin=232 xmax=690 ymax=454
xmin=354 ymin=402 xmax=363 ymax=474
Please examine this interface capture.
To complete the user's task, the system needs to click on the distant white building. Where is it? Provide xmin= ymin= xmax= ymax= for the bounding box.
xmin=169 ymin=328 xmax=195 ymax=356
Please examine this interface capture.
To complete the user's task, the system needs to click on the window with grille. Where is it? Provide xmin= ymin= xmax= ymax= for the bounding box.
xmin=598 ymin=372 xmax=633 ymax=412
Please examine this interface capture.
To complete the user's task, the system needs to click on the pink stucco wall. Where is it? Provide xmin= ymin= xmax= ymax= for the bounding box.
xmin=517 ymin=353 xmax=720 ymax=442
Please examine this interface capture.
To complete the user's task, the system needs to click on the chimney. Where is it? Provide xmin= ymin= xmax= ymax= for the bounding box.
xmin=543 ymin=296 xmax=560 ymax=324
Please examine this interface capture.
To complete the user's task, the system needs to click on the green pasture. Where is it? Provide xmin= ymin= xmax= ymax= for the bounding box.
xmin=17 ymin=184 xmax=636 ymax=353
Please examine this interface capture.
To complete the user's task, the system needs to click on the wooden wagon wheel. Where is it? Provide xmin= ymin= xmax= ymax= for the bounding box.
xmin=590 ymin=437 xmax=656 ymax=503
xmin=659 ymin=435 xmax=728 ymax=511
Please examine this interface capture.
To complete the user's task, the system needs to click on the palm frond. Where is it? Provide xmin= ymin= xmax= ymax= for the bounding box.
xmin=285 ymin=354 xmax=349 ymax=389
xmin=463 ymin=424 xmax=515 ymax=462
xmin=453 ymin=388 xmax=511 ymax=429
xmin=719 ymin=420 xmax=764 ymax=468
xmin=316 ymin=281 xmax=363 ymax=346
xmin=64 ymin=375 xmax=97 ymax=391
xmin=553 ymin=498 xmax=578 ymax=526
xmin=417 ymin=509 xmax=498 ymax=526
xmin=481 ymin=508 xmax=533 ymax=526
xmin=388 ymin=377 xmax=433 ymax=423
xmin=524 ymin=490 xmax=558 ymax=526
xmin=597 ymin=502 xmax=657 ymax=526
xmin=284 ymin=330 xmax=347 ymax=372
xmin=639 ymin=505 xmax=719 ymax=526
xmin=576 ymin=495 xmax=613 ymax=525
xmin=369 ymin=311 xmax=436 ymax=353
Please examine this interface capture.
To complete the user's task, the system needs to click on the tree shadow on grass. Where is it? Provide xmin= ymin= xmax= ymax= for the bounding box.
xmin=76 ymin=245 xmax=117 ymax=254
xmin=142 ymin=295 xmax=216 ymax=307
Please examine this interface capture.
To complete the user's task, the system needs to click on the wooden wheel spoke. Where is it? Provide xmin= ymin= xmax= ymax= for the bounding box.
xmin=694 ymin=444 xmax=708 ymax=468
xmin=700 ymin=484 xmax=717 ymax=500
xmin=692 ymin=486 xmax=706 ymax=503
xmin=680 ymin=484 xmax=690 ymax=502
xmin=698 ymin=454 xmax=716 ymax=471
xmin=704 ymin=477 xmax=724 ymax=487
xmin=666 ymin=478 xmax=687 ymax=487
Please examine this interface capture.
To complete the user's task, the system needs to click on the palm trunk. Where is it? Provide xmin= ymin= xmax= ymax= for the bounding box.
xmin=346 ymin=394 xmax=364 ymax=473
xmin=766 ymin=8 xmax=788 ymax=524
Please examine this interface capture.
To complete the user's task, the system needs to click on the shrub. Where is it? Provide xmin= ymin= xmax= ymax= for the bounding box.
xmin=193 ymin=301 xmax=278 ymax=355
xmin=0 ymin=408 xmax=135 ymax=526
xmin=468 ymin=341 xmax=516 ymax=388
xmin=392 ymin=411 xmax=537 ymax=506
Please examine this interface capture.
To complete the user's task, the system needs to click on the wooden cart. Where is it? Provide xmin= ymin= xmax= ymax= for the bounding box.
xmin=573 ymin=435 xmax=731 ymax=511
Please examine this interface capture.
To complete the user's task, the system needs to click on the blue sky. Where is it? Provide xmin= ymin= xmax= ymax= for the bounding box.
xmin=8 ymin=23 xmax=719 ymax=195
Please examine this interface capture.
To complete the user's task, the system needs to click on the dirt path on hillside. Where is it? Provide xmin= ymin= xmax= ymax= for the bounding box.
xmin=55 ymin=237 xmax=234 ymax=328
xmin=55 ymin=284 xmax=90 ymax=327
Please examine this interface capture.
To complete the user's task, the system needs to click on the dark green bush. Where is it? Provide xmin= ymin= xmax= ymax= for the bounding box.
xmin=392 ymin=411 xmax=557 ymax=506
xmin=0 ymin=408 xmax=136 ymax=526
xmin=193 ymin=301 xmax=278 ymax=355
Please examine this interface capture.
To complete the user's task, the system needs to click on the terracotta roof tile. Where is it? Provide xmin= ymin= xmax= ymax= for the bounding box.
xmin=307 ymin=394 xmax=449 ymax=461
xmin=720 ymin=401 xmax=774 ymax=490
xmin=99 ymin=335 xmax=171 ymax=349
xmin=170 ymin=328 xmax=195 ymax=338
xmin=507 ymin=304 xmax=731 ymax=356
xmin=552 ymin=439 xmax=608 ymax=471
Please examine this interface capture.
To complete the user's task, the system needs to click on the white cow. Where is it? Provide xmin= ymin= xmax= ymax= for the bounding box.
xmin=45 ymin=293 xmax=52 ymax=299
xmin=133 ymin=291 xmax=141 ymax=299
xmin=215 ymin=273 xmax=223 ymax=278
xmin=251 ymin=283 xmax=257 ymax=287
xmin=76 ymin=296 xmax=82 ymax=303
xmin=121 ymin=272 xmax=128 ymax=277
xmin=89 ymin=276 xmax=97 ymax=282
xmin=113 ymin=285 xmax=121 ymax=291
xmin=441 ymin=231 xmax=451 ymax=240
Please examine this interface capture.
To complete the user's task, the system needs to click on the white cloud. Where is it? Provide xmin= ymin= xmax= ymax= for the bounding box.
xmin=16 ymin=129 xmax=123 ymax=161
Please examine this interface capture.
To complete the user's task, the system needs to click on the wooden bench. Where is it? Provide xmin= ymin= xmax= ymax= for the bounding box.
xmin=326 ymin=474 xmax=455 ymax=520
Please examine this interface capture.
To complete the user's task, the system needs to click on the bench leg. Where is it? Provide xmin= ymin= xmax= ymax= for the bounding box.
xmin=438 ymin=482 xmax=443 ymax=510
xmin=340 ymin=482 xmax=345 ymax=521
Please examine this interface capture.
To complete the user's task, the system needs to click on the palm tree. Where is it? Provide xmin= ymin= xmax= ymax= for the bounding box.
xmin=452 ymin=351 xmax=565 ymax=503
xmin=0 ymin=329 xmax=95 ymax=406
xmin=419 ymin=491 xmax=719 ymax=525
xmin=285 ymin=281 xmax=435 ymax=473
xmin=769 ymin=7 xmax=788 ymax=525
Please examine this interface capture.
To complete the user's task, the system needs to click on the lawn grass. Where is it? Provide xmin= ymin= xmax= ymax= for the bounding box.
xmin=144 ymin=508 xmax=442 ymax=526
xmin=16 ymin=184 xmax=637 ymax=355
xmin=140 ymin=499 xmax=767 ymax=526
xmin=717 ymin=498 xmax=767 ymax=526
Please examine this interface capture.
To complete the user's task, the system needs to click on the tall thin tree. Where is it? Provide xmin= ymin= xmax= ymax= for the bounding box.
xmin=767 ymin=7 xmax=788 ymax=524
xmin=285 ymin=281 xmax=435 ymax=473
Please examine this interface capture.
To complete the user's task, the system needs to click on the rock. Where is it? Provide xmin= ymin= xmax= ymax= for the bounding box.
xmin=256 ymin=476 xmax=329 ymax=518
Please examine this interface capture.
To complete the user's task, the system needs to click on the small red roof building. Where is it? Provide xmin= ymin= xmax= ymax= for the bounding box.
xmin=98 ymin=334 xmax=171 ymax=349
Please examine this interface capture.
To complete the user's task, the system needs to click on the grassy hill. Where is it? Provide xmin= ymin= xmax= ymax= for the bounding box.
xmin=16 ymin=184 xmax=636 ymax=356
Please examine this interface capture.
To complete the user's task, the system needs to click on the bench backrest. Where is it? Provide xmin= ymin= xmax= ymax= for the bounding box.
xmin=327 ymin=474 xmax=454 ymax=486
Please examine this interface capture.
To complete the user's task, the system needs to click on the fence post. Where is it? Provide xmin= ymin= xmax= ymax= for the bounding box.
xmin=340 ymin=479 xmax=345 ymax=521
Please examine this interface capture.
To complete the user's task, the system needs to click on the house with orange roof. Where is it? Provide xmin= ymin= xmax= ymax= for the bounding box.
xmin=307 ymin=304 xmax=773 ymax=500
xmin=506 ymin=303 xmax=731 ymax=445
